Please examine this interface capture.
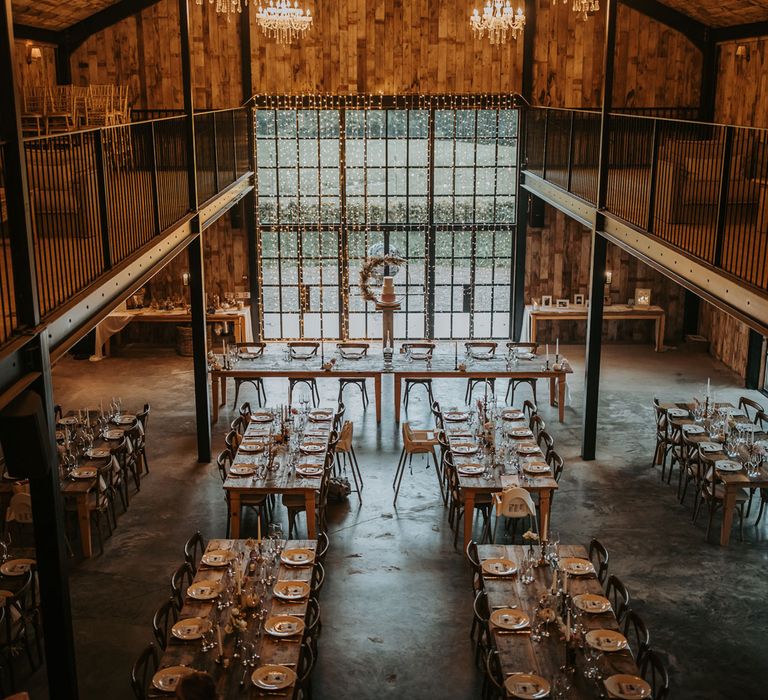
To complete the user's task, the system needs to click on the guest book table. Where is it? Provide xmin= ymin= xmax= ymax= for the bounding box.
xmin=521 ymin=304 xmax=666 ymax=352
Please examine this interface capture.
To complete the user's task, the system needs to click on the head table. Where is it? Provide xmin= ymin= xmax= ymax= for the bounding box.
xmin=209 ymin=344 xmax=572 ymax=425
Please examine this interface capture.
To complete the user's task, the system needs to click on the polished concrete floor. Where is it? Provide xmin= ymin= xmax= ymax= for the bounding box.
xmin=24 ymin=342 xmax=768 ymax=699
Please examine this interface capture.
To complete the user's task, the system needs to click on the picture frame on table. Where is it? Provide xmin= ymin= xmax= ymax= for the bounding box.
xmin=541 ymin=296 xmax=552 ymax=307
xmin=556 ymin=299 xmax=569 ymax=308
xmin=574 ymin=294 xmax=585 ymax=306
xmin=635 ymin=288 xmax=651 ymax=306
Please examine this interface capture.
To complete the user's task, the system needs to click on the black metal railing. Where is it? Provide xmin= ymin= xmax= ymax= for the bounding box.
xmin=131 ymin=108 xmax=186 ymax=122
xmin=10 ymin=107 xmax=251 ymax=325
xmin=194 ymin=108 xmax=246 ymax=205
xmin=525 ymin=107 xmax=768 ymax=293
xmin=0 ymin=141 xmax=18 ymax=346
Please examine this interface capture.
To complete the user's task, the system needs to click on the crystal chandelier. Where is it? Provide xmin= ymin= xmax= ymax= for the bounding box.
xmin=553 ymin=0 xmax=600 ymax=22
xmin=470 ymin=1 xmax=526 ymax=45
xmin=195 ymin=0 xmax=248 ymax=21
xmin=256 ymin=0 xmax=313 ymax=44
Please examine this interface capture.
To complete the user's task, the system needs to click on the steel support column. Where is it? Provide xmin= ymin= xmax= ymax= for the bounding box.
xmin=424 ymin=108 xmax=437 ymax=339
xmin=513 ymin=108 xmax=530 ymax=341
xmin=179 ymin=0 xmax=197 ymax=211
xmin=180 ymin=0 xmax=208 ymax=460
xmin=582 ymin=0 xmax=618 ymax=460
xmin=0 ymin=2 xmax=78 ymax=697
xmin=745 ymin=330 xmax=765 ymax=391
xmin=26 ymin=335 xmax=79 ymax=700
xmin=512 ymin=0 xmax=536 ymax=339
xmin=188 ymin=230 xmax=211 ymax=462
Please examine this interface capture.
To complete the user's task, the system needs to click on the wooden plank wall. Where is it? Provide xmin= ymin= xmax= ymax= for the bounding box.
xmin=13 ymin=40 xmax=57 ymax=96
xmin=63 ymin=0 xmax=703 ymax=108
xmin=532 ymin=0 xmax=702 ymax=108
xmin=698 ymin=302 xmax=749 ymax=378
xmin=249 ymin=0 xmax=524 ymax=94
xmin=715 ymin=38 xmax=768 ymax=128
xmin=69 ymin=0 xmax=241 ymax=110
xmin=525 ymin=205 xmax=685 ymax=344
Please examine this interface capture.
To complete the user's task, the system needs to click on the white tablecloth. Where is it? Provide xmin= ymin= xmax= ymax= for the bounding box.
xmin=90 ymin=306 xmax=253 ymax=360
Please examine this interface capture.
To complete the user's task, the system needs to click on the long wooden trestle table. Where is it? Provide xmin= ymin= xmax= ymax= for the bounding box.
xmin=477 ymin=544 xmax=641 ymax=697
xmin=393 ymin=356 xmax=571 ymax=423
xmin=209 ymin=347 xmax=571 ymax=425
xmin=211 ymin=356 xmax=382 ymax=425
xmin=224 ymin=409 xmax=333 ymax=540
xmin=445 ymin=414 xmax=558 ymax=548
xmin=661 ymin=401 xmax=768 ymax=546
xmin=149 ymin=538 xmax=315 ymax=698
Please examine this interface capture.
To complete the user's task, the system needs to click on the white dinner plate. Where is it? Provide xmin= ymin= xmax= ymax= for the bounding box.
xmin=490 ymin=608 xmax=529 ymax=631
xmin=715 ymin=460 xmax=742 ymax=473
xmin=250 ymin=413 xmax=273 ymax=423
xmin=504 ymin=673 xmax=550 ymax=699
xmin=264 ymin=615 xmax=304 ymax=638
xmin=699 ymin=442 xmax=722 ymax=453
xmin=0 ymin=559 xmax=35 ymax=577
xmin=281 ymin=548 xmax=315 ymax=566
xmin=457 ymin=464 xmax=484 ymax=476
xmin=444 ymin=411 xmax=470 ymax=422
xmin=273 ymin=580 xmax=310 ymax=601
xmin=229 ymin=465 xmax=255 ymax=477
xmin=296 ymin=465 xmax=324 ymax=478
xmin=152 ymin=666 xmax=195 ymax=692
xmin=251 ymin=665 xmax=297 ymax=691
xmin=186 ymin=580 xmax=221 ymax=600
xmin=586 ymin=629 xmax=628 ymax=652
xmin=201 ymin=549 xmax=233 ymax=567
xmin=85 ymin=448 xmax=111 ymax=459
xmin=481 ymin=558 xmax=517 ymax=576
xmin=603 ymin=674 xmax=652 ymax=699
xmin=112 ymin=414 xmax=137 ymax=426
xmin=70 ymin=467 xmax=98 ymax=479
xmin=560 ymin=557 xmax=595 ymax=576
xmin=171 ymin=617 xmax=211 ymax=641
xmin=573 ymin=593 xmax=612 ymax=614
xmin=238 ymin=443 xmax=263 ymax=454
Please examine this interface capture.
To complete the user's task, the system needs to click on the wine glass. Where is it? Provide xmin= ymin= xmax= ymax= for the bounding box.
xmin=0 ymin=531 xmax=11 ymax=563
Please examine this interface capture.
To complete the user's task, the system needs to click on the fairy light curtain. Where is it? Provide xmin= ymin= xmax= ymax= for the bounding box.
xmin=252 ymin=94 xmax=518 ymax=341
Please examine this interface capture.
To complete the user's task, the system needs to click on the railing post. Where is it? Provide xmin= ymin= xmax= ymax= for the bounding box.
xmin=212 ymin=113 xmax=220 ymax=194
xmin=232 ymin=110 xmax=238 ymax=183
xmin=93 ymin=130 xmax=113 ymax=270
xmin=566 ymin=111 xmax=575 ymax=193
xmin=149 ymin=122 xmax=162 ymax=235
xmin=646 ymin=119 xmax=660 ymax=234
xmin=542 ymin=110 xmax=549 ymax=179
xmin=713 ymin=127 xmax=733 ymax=268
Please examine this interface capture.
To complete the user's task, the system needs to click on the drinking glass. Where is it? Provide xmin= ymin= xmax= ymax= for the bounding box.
xmin=200 ymin=627 xmax=215 ymax=653
xmin=552 ymin=673 xmax=572 ymax=700
xmin=583 ymin=647 xmax=603 ymax=680
xmin=0 ymin=533 xmax=10 ymax=563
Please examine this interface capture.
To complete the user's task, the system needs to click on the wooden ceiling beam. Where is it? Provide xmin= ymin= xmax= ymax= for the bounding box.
xmin=12 ymin=23 xmax=61 ymax=44
xmin=619 ymin=0 xmax=709 ymax=50
xmin=63 ymin=0 xmax=163 ymax=50
xmin=712 ymin=22 xmax=768 ymax=43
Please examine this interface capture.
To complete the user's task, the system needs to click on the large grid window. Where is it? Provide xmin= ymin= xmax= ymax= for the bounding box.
xmin=254 ymin=97 xmax=518 ymax=340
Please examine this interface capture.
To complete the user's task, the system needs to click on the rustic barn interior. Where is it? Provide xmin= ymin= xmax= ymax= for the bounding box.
xmin=1 ymin=1 xmax=767 ymax=698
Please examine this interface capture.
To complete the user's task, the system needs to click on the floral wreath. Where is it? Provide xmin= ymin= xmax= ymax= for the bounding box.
xmin=358 ymin=255 xmax=406 ymax=303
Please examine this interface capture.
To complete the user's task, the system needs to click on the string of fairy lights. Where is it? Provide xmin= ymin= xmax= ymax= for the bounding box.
xmin=251 ymin=93 xmax=518 ymax=342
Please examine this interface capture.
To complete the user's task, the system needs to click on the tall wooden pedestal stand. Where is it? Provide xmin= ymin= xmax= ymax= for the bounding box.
xmin=376 ymin=301 xmax=400 ymax=348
